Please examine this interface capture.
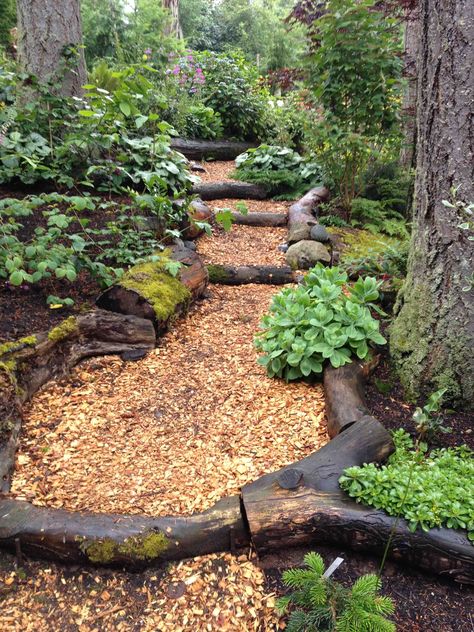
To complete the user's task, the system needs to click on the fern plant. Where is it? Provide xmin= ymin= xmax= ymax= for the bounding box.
xmin=277 ymin=552 xmax=396 ymax=632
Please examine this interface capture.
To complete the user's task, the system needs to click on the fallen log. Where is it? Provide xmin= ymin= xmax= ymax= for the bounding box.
xmin=171 ymin=138 xmax=257 ymax=161
xmin=192 ymin=181 xmax=268 ymax=201
xmin=96 ymin=245 xmax=208 ymax=333
xmin=207 ymin=264 xmax=296 ymax=285
xmin=215 ymin=211 xmax=287 ymax=227
xmin=0 ymin=495 xmax=249 ymax=568
xmin=324 ymin=360 xmax=377 ymax=438
xmin=241 ymin=416 xmax=474 ymax=584
xmin=288 ymin=186 xmax=330 ymax=243
xmin=0 ymin=311 xmax=156 ymax=491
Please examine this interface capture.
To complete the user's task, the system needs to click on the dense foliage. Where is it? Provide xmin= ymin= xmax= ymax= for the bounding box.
xmin=255 ymin=264 xmax=386 ymax=381
xmin=277 ymin=552 xmax=395 ymax=632
xmin=234 ymin=144 xmax=322 ymax=196
xmin=340 ymin=430 xmax=474 ymax=543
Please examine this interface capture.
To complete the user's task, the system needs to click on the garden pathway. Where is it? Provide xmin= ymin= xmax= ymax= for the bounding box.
xmin=1 ymin=162 xmax=328 ymax=631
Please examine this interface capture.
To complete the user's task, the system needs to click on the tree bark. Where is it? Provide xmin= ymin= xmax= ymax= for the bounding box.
xmin=324 ymin=361 xmax=375 ymax=437
xmin=288 ymin=186 xmax=330 ymax=243
xmin=171 ymin=138 xmax=257 ymax=161
xmin=207 ymin=264 xmax=296 ymax=285
xmin=17 ymin=0 xmax=87 ymax=96
xmin=163 ymin=0 xmax=183 ymax=39
xmin=390 ymin=0 xmax=474 ymax=407
xmin=0 ymin=495 xmax=249 ymax=568
xmin=399 ymin=5 xmax=421 ymax=170
xmin=192 ymin=181 xmax=268 ymax=201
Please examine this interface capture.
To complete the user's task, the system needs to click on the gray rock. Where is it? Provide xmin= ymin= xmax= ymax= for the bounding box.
xmin=286 ymin=240 xmax=331 ymax=270
xmin=183 ymin=240 xmax=197 ymax=251
xmin=288 ymin=221 xmax=316 ymax=244
xmin=310 ymin=223 xmax=330 ymax=243
xmin=278 ymin=243 xmax=289 ymax=253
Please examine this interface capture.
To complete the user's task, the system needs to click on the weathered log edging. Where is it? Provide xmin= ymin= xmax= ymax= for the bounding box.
xmin=171 ymin=138 xmax=257 ymax=161
xmin=207 ymin=264 xmax=296 ymax=286
xmin=288 ymin=186 xmax=330 ymax=243
xmin=192 ymin=181 xmax=268 ymax=201
xmin=218 ymin=211 xmax=288 ymax=227
xmin=1 ymin=247 xmax=473 ymax=581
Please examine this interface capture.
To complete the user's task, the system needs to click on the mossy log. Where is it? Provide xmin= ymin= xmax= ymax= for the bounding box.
xmin=242 ymin=415 xmax=474 ymax=584
xmin=192 ymin=181 xmax=268 ymax=201
xmin=170 ymin=138 xmax=257 ymax=161
xmin=324 ymin=360 xmax=377 ymax=438
xmin=288 ymin=186 xmax=330 ymax=243
xmin=96 ymin=245 xmax=208 ymax=333
xmin=215 ymin=211 xmax=288 ymax=227
xmin=207 ymin=264 xmax=297 ymax=285
xmin=0 ymin=312 xmax=155 ymax=491
xmin=0 ymin=495 xmax=249 ymax=568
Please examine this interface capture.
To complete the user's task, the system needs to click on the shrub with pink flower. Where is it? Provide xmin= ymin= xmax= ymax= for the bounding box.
xmin=167 ymin=52 xmax=205 ymax=96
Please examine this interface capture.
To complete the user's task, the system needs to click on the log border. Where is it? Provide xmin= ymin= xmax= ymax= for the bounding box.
xmin=0 ymin=224 xmax=472 ymax=583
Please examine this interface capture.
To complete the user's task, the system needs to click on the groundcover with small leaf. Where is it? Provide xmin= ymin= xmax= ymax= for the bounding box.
xmin=340 ymin=430 xmax=474 ymax=542
xmin=254 ymin=264 xmax=386 ymax=381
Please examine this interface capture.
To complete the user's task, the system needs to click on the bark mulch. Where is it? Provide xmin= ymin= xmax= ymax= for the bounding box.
xmin=10 ymin=284 xmax=327 ymax=517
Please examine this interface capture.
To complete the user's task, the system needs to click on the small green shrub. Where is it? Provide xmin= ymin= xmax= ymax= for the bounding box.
xmin=344 ymin=242 xmax=409 ymax=284
xmin=235 ymin=144 xmax=321 ymax=196
xmin=277 ymin=552 xmax=395 ymax=632
xmin=412 ymin=388 xmax=451 ymax=441
xmin=340 ymin=429 xmax=474 ymax=543
xmin=255 ymin=264 xmax=386 ymax=381
xmin=319 ymin=215 xmax=350 ymax=228
xmin=362 ymin=161 xmax=412 ymax=216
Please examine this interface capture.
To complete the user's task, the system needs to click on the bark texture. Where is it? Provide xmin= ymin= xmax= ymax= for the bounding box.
xmin=0 ymin=496 xmax=248 ymax=567
xmin=288 ymin=186 xmax=330 ymax=243
xmin=17 ymin=0 xmax=87 ymax=96
xmin=390 ymin=0 xmax=474 ymax=406
xmin=399 ymin=6 xmax=421 ymax=170
xmin=163 ymin=0 xmax=183 ymax=39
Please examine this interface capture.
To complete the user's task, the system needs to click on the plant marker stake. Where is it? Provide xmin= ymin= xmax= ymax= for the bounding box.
xmin=323 ymin=557 xmax=344 ymax=578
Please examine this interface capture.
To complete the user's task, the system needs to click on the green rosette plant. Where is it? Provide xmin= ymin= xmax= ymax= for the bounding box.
xmin=255 ymin=264 xmax=386 ymax=381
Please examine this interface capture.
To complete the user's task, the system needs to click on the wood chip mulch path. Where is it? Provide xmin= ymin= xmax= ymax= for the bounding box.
xmin=3 ymin=162 xmax=326 ymax=630
xmin=11 ymin=284 xmax=326 ymax=516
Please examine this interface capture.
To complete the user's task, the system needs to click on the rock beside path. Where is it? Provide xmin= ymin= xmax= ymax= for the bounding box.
xmin=286 ymin=240 xmax=331 ymax=269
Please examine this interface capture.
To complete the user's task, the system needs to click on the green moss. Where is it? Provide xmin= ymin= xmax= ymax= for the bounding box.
xmin=0 ymin=336 xmax=37 ymax=358
xmin=207 ymin=264 xmax=230 ymax=283
xmin=331 ymin=228 xmax=400 ymax=263
xmin=120 ymin=257 xmax=191 ymax=323
xmin=83 ymin=531 xmax=170 ymax=564
xmin=47 ymin=317 xmax=78 ymax=342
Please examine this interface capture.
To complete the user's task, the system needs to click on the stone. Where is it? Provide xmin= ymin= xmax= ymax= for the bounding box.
xmin=286 ymin=240 xmax=331 ymax=269
xmin=278 ymin=243 xmax=289 ymax=253
xmin=288 ymin=221 xmax=316 ymax=244
xmin=310 ymin=223 xmax=330 ymax=243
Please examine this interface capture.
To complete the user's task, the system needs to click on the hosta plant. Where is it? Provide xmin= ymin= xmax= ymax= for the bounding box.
xmin=255 ymin=264 xmax=386 ymax=381
xmin=277 ymin=552 xmax=395 ymax=632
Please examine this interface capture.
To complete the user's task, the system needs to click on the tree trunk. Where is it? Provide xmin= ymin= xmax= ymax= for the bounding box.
xmin=399 ymin=6 xmax=421 ymax=170
xmin=390 ymin=0 xmax=474 ymax=407
xmin=17 ymin=0 xmax=87 ymax=96
xmin=163 ymin=0 xmax=183 ymax=39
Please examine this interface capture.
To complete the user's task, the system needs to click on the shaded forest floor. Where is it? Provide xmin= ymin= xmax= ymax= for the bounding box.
xmin=0 ymin=162 xmax=473 ymax=631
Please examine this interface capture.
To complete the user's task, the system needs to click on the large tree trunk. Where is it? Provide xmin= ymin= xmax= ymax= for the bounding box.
xmin=17 ymin=0 xmax=87 ymax=96
xmin=390 ymin=0 xmax=474 ymax=407
xmin=399 ymin=5 xmax=421 ymax=170
xmin=163 ymin=0 xmax=183 ymax=38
